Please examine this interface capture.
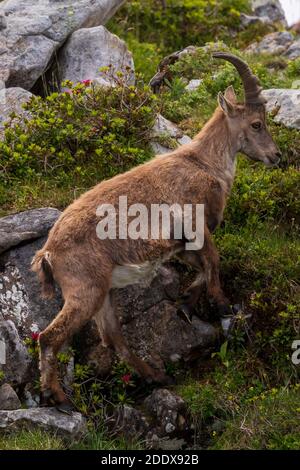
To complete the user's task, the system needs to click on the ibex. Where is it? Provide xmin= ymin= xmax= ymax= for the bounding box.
xmin=32 ymin=53 xmax=281 ymax=410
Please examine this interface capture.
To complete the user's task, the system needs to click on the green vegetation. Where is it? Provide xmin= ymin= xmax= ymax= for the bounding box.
xmin=0 ymin=74 xmax=157 ymax=216
xmin=178 ymin=371 xmax=300 ymax=449
xmin=0 ymin=428 xmax=143 ymax=450
xmin=0 ymin=0 xmax=299 ymax=451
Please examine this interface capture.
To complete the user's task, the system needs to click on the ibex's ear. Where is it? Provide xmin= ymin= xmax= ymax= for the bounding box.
xmin=224 ymin=85 xmax=237 ymax=103
xmin=218 ymin=91 xmax=235 ymax=117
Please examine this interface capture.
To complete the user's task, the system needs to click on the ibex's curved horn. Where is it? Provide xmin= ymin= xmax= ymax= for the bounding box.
xmin=212 ymin=52 xmax=266 ymax=105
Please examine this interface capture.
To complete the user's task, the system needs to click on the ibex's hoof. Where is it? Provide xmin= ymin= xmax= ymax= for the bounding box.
xmin=177 ymin=303 xmax=193 ymax=324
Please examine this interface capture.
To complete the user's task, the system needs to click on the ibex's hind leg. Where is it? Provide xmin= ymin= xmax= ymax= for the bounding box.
xmin=39 ymin=283 xmax=107 ymax=406
xmin=95 ymin=292 xmax=170 ymax=384
xmin=176 ymin=251 xmax=206 ymax=321
xmin=177 ymin=227 xmax=231 ymax=320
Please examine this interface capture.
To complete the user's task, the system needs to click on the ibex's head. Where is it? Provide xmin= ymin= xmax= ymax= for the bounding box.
xmin=213 ymin=52 xmax=281 ymax=167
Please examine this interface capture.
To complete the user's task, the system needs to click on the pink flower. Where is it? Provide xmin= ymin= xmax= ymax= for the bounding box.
xmin=31 ymin=332 xmax=40 ymax=342
xmin=65 ymin=89 xmax=73 ymax=94
xmin=121 ymin=373 xmax=132 ymax=385
xmin=81 ymin=79 xmax=92 ymax=86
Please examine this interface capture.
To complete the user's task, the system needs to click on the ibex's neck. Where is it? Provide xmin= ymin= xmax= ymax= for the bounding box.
xmin=192 ymin=109 xmax=239 ymax=194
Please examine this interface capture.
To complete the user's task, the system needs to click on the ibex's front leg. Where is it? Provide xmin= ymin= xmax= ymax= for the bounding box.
xmin=177 ymin=226 xmax=230 ymax=321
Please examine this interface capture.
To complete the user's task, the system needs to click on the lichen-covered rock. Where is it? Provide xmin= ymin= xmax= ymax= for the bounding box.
xmin=0 ymin=321 xmax=31 ymax=385
xmin=0 ymin=383 xmax=21 ymax=410
xmin=0 ymin=208 xmax=61 ymax=255
xmin=144 ymin=389 xmax=188 ymax=437
xmin=58 ymin=26 xmax=134 ymax=87
xmin=0 ymin=87 xmax=32 ymax=136
xmin=0 ymin=237 xmax=62 ymax=338
xmin=0 ymin=0 xmax=125 ymax=90
xmin=262 ymin=88 xmax=300 ymax=130
xmin=0 ymin=407 xmax=87 ymax=440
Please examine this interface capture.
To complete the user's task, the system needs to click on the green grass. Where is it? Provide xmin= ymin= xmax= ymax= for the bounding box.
xmin=0 ymin=428 xmax=144 ymax=450
xmin=0 ymin=429 xmax=66 ymax=450
xmin=177 ymin=370 xmax=300 ymax=450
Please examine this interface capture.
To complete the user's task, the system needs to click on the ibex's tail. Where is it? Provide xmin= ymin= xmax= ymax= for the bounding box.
xmin=31 ymin=250 xmax=56 ymax=298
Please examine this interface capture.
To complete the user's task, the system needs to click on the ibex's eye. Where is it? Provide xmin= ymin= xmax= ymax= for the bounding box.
xmin=251 ymin=121 xmax=262 ymax=130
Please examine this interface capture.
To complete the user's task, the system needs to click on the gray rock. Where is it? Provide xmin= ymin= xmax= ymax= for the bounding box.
xmin=153 ymin=114 xmax=184 ymax=139
xmin=58 ymin=26 xmax=134 ymax=87
xmin=0 ymin=0 xmax=125 ymax=90
xmin=110 ymin=405 xmax=149 ymax=438
xmin=284 ymin=39 xmax=300 ymax=60
xmin=0 ymin=407 xmax=87 ymax=439
xmin=0 ymin=383 xmax=21 ymax=410
xmin=0 ymin=320 xmax=31 ymax=385
xmin=246 ymin=31 xmax=293 ymax=55
xmin=151 ymin=114 xmax=192 ymax=155
xmin=251 ymin=0 xmax=287 ymax=25
xmin=185 ymin=79 xmax=203 ymax=92
xmin=144 ymin=389 xmax=188 ymax=437
xmin=262 ymin=88 xmax=300 ymax=129
xmin=150 ymin=142 xmax=172 ymax=155
xmin=240 ymin=13 xmax=272 ymax=27
xmin=0 ymin=237 xmax=62 ymax=337
xmin=0 ymin=87 xmax=32 ymax=136
xmin=0 ymin=207 xmax=61 ymax=254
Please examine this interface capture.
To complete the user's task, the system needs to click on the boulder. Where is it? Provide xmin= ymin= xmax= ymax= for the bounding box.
xmin=0 ymin=0 xmax=125 ymax=90
xmin=114 ymin=266 xmax=218 ymax=370
xmin=0 ymin=237 xmax=62 ymax=337
xmin=284 ymin=39 xmax=300 ymax=60
xmin=0 ymin=407 xmax=87 ymax=439
xmin=110 ymin=405 xmax=149 ymax=439
xmin=144 ymin=388 xmax=188 ymax=437
xmin=246 ymin=31 xmax=293 ymax=55
xmin=0 ymin=87 xmax=32 ymax=136
xmin=251 ymin=0 xmax=287 ymax=25
xmin=58 ymin=26 xmax=134 ymax=87
xmin=0 ymin=207 xmax=61 ymax=254
xmin=151 ymin=114 xmax=192 ymax=155
xmin=262 ymin=88 xmax=300 ymax=130
xmin=0 ymin=320 xmax=32 ymax=385
xmin=0 ymin=383 xmax=21 ymax=410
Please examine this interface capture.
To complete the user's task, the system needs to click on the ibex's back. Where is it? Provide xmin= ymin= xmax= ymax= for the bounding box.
xmin=32 ymin=53 xmax=281 ymax=410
